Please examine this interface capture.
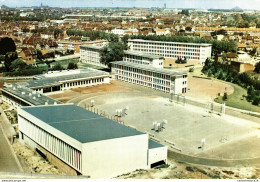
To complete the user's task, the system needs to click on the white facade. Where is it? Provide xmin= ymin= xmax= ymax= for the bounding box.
xmin=112 ymin=61 xmax=188 ymax=94
xmin=124 ymin=51 xmax=164 ymax=68
xmin=128 ymin=39 xmax=212 ymax=64
xmin=111 ymin=29 xmax=125 ymax=36
xmin=80 ymin=45 xmax=107 ymax=67
xmin=18 ymin=104 xmax=167 ymax=178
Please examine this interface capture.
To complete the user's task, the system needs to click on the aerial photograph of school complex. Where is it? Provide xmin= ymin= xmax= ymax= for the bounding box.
xmin=0 ymin=0 xmax=259 ymax=180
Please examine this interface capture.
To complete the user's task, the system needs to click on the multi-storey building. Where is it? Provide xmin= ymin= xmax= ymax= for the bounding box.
xmin=128 ymin=39 xmax=212 ymax=64
xmin=80 ymin=45 xmax=107 ymax=67
xmin=80 ymin=45 xmax=164 ymax=68
xmin=124 ymin=50 xmax=164 ymax=68
xmin=111 ymin=61 xmax=188 ymax=94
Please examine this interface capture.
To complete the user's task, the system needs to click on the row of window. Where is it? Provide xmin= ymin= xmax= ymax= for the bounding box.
xmin=116 ymin=75 xmax=171 ymax=93
xmin=133 ymin=45 xmax=200 ymax=52
xmin=113 ymin=67 xmax=172 ymax=80
xmin=61 ymin=78 xmax=105 ymax=88
xmin=117 ymin=70 xmax=171 ymax=86
xmin=130 ymin=41 xmax=202 ymax=48
xmin=19 ymin=115 xmax=82 ymax=172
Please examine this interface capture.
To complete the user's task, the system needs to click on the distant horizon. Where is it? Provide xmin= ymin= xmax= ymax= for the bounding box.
xmin=1 ymin=0 xmax=259 ymax=10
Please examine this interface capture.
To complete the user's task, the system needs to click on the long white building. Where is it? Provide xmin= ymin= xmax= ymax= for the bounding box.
xmin=111 ymin=61 xmax=188 ymax=94
xmin=18 ymin=104 xmax=167 ymax=178
xmin=1 ymin=69 xmax=110 ymax=108
xmin=128 ymin=39 xmax=212 ymax=64
xmin=80 ymin=45 xmax=164 ymax=68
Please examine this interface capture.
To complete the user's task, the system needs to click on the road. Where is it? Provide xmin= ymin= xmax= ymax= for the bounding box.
xmin=0 ymin=106 xmax=23 ymax=174
xmin=0 ymin=125 xmax=22 ymax=173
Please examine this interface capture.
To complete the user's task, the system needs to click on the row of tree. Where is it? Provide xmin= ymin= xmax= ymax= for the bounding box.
xmin=66 ymin=29 xmax=119 ymax=42
xmin=202 ymin=59 xmax=260 ymax=106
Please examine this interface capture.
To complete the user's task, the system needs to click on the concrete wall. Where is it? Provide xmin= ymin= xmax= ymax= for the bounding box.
xmin=37 ymin=145 xmax=77 ymax=176
xmin=148 ymin=146 xmax=168 ymax=167
xmin=174 ymin=77 xmax=185 ymax=94
xmin=152 ymin=59 xmax=164 ymax=69
xmin=82 ymin=134 xmax=149 ymax=178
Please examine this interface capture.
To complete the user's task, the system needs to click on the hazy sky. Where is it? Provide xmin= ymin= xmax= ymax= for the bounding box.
xmin=1 ymin=0 xmax=260 ymax=9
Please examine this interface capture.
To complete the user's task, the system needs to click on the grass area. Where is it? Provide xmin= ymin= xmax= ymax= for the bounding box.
xmin=214 ymin=81 xmax=260 ymax=113
xmin=50 ymin=59 xmax=79 ymax=68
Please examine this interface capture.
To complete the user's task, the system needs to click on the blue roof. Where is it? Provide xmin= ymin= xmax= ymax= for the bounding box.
xmin=21 ymin=104 xmax=144 ymax=143
xmin=149 ymin=139 xmax=164 ymax=149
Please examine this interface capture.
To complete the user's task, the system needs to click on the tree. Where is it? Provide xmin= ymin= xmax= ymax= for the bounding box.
xmin=100 ymin=41 xmax=125 ymax=68
xmin=52 ymin=63 xmax=63 ymax=71
xmin=0 ymin=37 xmax=16 ymax=55
xmin=254 ymin=62 xmax=260 ymax=74
xmin=223 ymin=92 xmax=228 ymax=101
xmin=9 ymin=58 xmax=27 ymax=72
xmin=67 ymin=62 xmax=78 ymax=70
xmin=4 ymin=52 xmax=18 ymax=72
xmin=185 ymin=27 xmax=192 ymax=32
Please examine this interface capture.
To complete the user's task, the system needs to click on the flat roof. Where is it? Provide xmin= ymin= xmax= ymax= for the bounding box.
xmin=15 ymin=69 xmax=109 ymax=89
xmin=149 ymin=139 xmax=164 ymax=149
xmin=128 ymin=39 xmax=212 ymax=46
xmin=1 ymin=86 xmax=61 ymax=106
xmin=124 ymin=50 xmax=164 ymax=59
xmin=21 ymin=104 xmax=144 ymax=143
xmin=112 ymin=61 xmax=187 ymax=77
xmin=80 ymin=45 xmax=104 ymax=50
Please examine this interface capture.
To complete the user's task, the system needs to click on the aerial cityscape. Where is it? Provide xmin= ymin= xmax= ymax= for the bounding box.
xmin=0 ymin=0 xmax=259 ymax=180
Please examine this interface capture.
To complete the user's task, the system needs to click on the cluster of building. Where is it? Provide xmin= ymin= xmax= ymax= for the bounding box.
xmin=80 ymin=39 xmax=199 ymax=94
xmin=1 ymin=69 xmax=167 ymax=178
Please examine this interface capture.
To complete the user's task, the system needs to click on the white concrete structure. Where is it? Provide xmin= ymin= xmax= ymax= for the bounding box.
xmin=80 ymin=45 xmax=164 ymax=68
xmin=128 ymin=39 xmax=212 ymax=64
xmin=111 ymin=29 xmax=125 ymax=36
xmin=1 ymin=69 xmax=110 ymax=108
xmin=18 ymin=104 xmax=167 ymax=178
xmin=80 ymin=45 xmax=107 ymax=67
xmin=18 ymin=69 xmax=110 ymax=94
xmin=124 ymin=50 xmax=164 ymax=68
xmin=112 ymin=61 xmax=188 ymax=94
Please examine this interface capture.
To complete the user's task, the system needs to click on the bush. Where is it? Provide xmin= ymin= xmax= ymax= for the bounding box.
xmin=252 ymin=98 xmax=260 ymax=106
xmin=223 ymin=92 xmax=228 ymax=101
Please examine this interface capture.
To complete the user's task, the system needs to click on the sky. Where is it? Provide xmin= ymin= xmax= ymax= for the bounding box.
xmin=1 ymin=0 xmax=260 ymax=10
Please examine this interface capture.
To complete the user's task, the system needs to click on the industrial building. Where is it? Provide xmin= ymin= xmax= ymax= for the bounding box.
xmin=127 ymin=39 xmax=212 ymax=64
xmin=111 ymin=61 xmax=188 ymax=94
xmin=18 ymin=104 xmax=167 ymax=178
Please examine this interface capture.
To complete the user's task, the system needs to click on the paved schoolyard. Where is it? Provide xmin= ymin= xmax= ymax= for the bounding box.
xmin=78 ymin=92 xmax=260 ymax=160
